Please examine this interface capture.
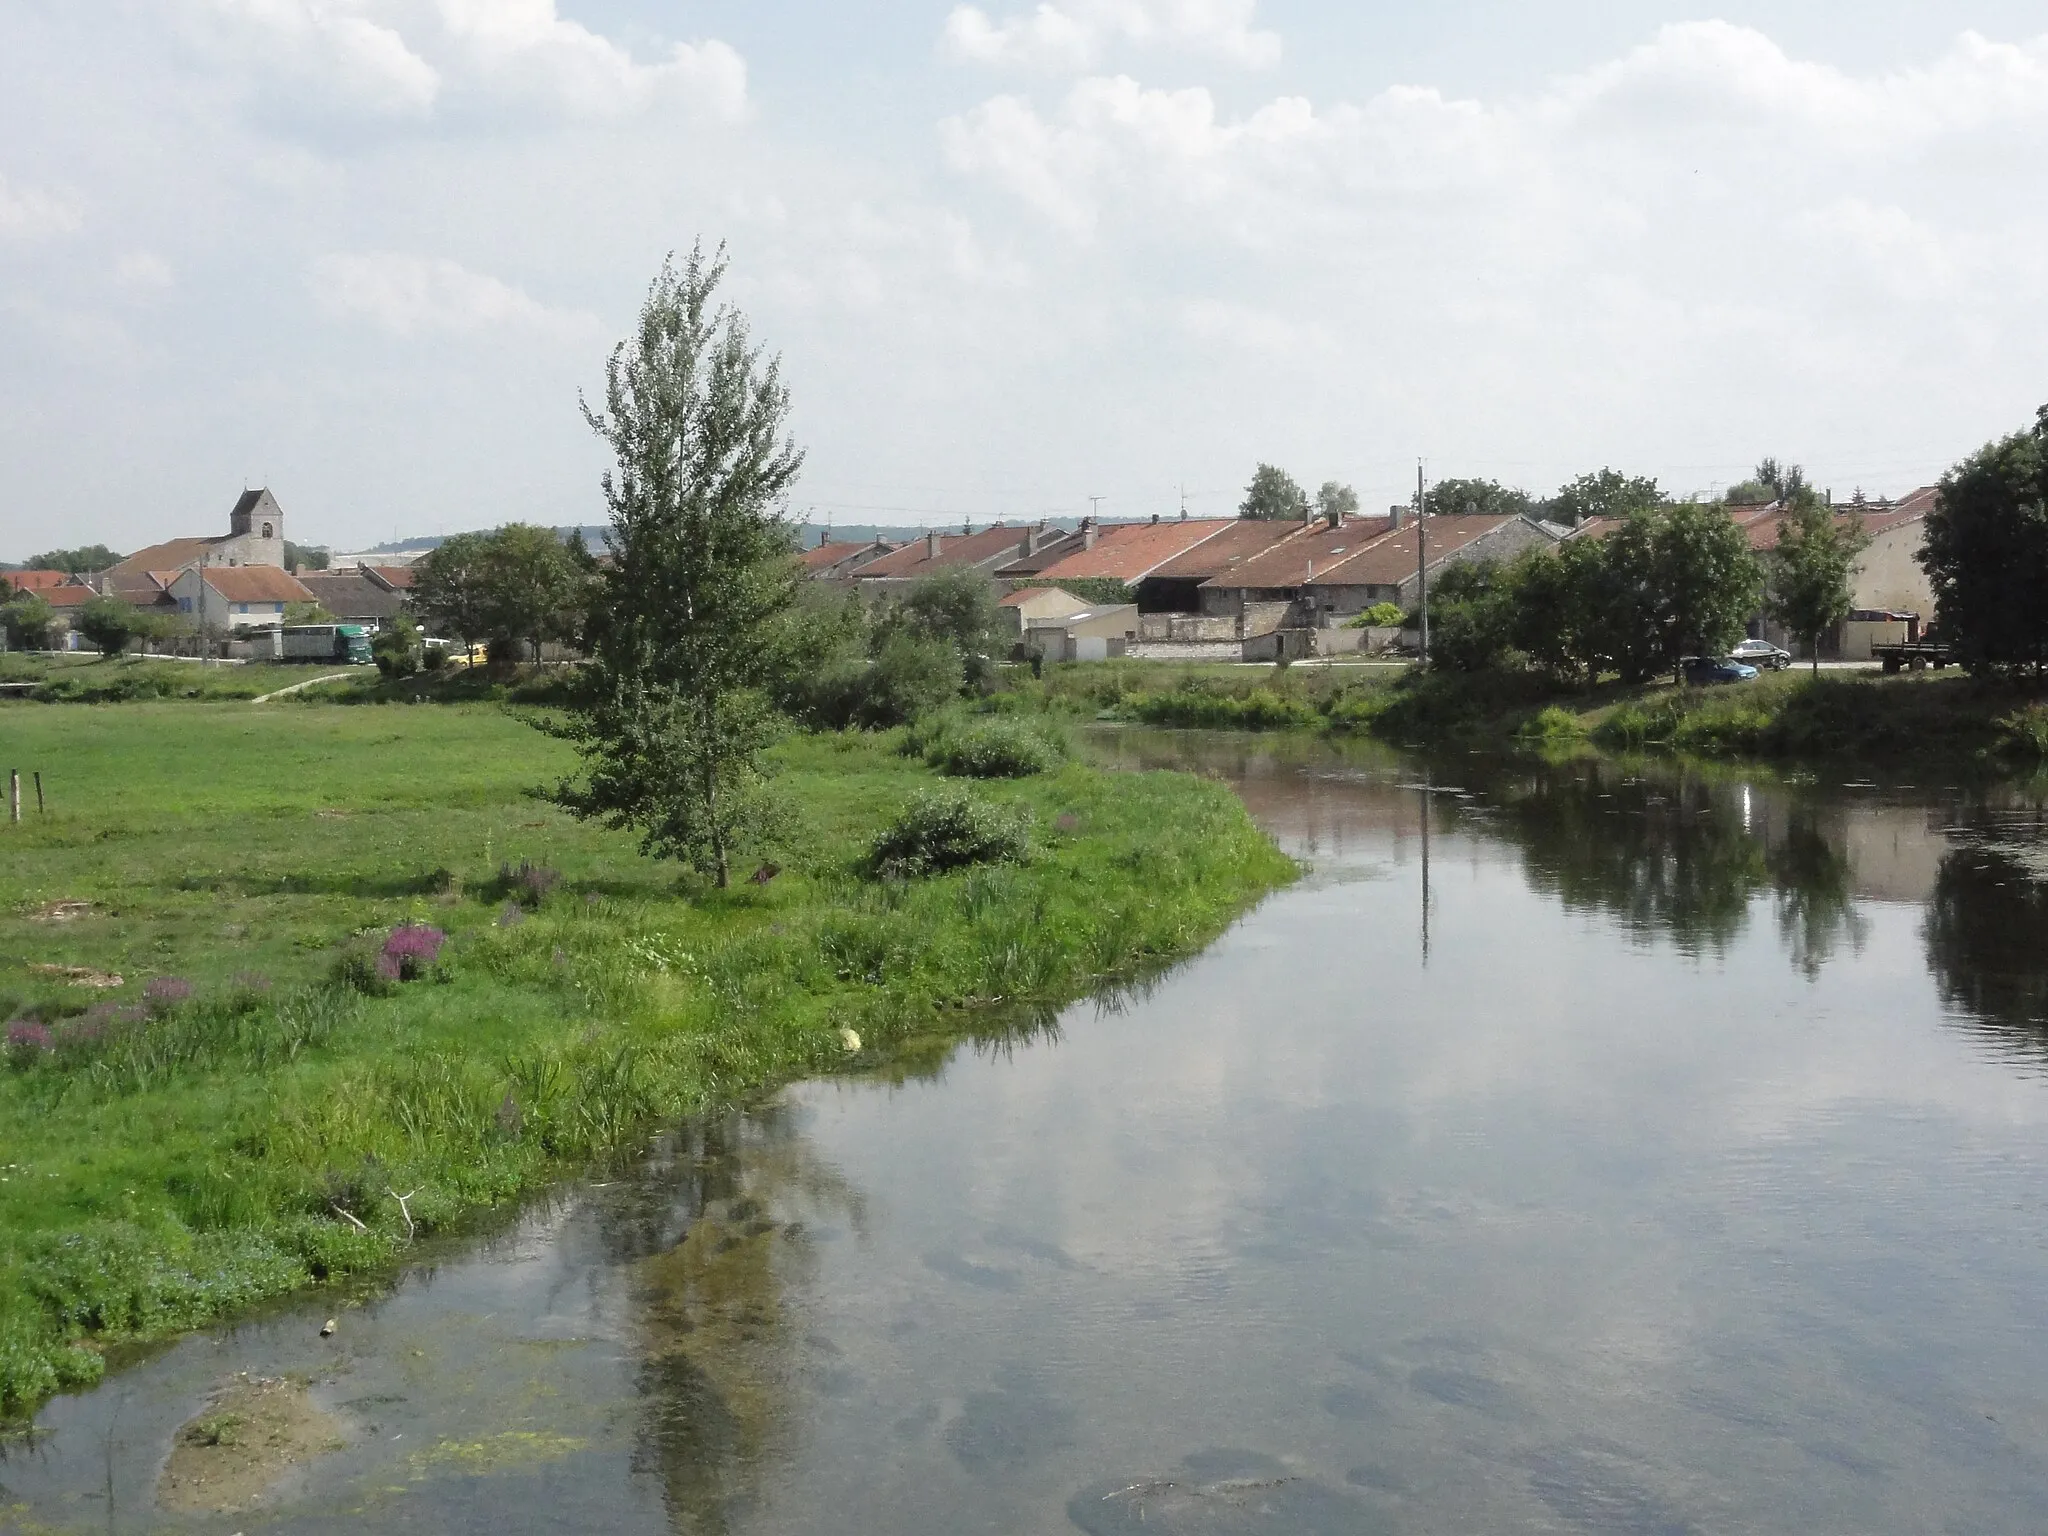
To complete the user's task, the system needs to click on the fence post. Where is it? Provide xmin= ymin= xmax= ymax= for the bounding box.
xmin=34 ymin=771 xmax=44 ymax=815
xmin=8 ymin=770 xmax=18 ymax=825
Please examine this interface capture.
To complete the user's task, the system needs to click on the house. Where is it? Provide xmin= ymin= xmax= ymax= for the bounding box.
xmin=800 ymin=537 xmax=899 ymax=580
xmin=1024 ymin=517 xmax=1236 ymax=589
xmin=988 ymin=527 xmax=1089 ymax=582
xmin=1023 ymin=604 xmax=1141 ymax=662
xmin=1297 ymin=514 xmax=1555 ymax=622
xmin=96 ymin=489 xmax=289 ymax=602
xmin=849 ymin=524 xmax=1052 ymax=588
xmin=165 ymin=565 xmax=315 ymax=632
xmin=1738 ymin=489 xmax=1938 ymax=660
xmin=361 ymin=566 xmax=416 ymax=593
xmin=293 ymin=571 xmax=409 ymax=629
xmin=998 ymin=585 xmax=1096 ymax=640
xmin=1133 ymin=519 xmax=1311 ymax=615
xmin=2 ymin=570 xmax=86 ymax=596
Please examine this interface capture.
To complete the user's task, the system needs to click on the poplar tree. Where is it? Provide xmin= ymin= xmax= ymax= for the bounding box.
xmin=1767 ymin=494 xmax=1867 ymax=672
xmin=549 ymin=244 xmax=804 ymax=887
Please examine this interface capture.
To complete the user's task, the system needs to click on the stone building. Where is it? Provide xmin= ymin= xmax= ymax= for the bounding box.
xmin=97 ymin=489 xmax=289 ymax=602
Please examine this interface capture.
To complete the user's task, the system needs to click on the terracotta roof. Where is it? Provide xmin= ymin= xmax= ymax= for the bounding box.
xmin=1888 ymin=485 xmax=1939 ymax=519
xmin=1030 ymin=519 xmax=1236 ymax=582
xmin=197 ymin=567 xmax=316 ymax=603
xmin=1294 ymin=516 xmax=1524 ymax=589
xmin=362 ymin=565 xmax=416 ymax=591
xmin=1142 ymin=519 xmax=1315 ymax=582
xmin=294 ymin=572 xmax=407 ymax=620
xmin=998 ymin=586 xmax=1088 ymax=609
xmin=990 ymin=529 xmax=1088 ymax=578
xmin=106 ymin=538 xmax=218 ymax=579
xmin=3 ymin=570 xmax=82 ymax=594
xmin=1202 ymin=517 xmax=1407 ymax=590
xmin=850 ymin=525 xmax=1035 ymax=579
xmin=799 ymin=540 xmax=883 ymax=571
xmin=39 ymin=583 xmax=96 ymax=609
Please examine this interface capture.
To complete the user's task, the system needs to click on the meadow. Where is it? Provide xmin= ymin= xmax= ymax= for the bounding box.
xmin=0 ymin=701 xmax=1293 ymax=1417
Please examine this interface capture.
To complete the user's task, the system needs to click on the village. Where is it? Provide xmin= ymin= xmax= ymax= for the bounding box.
xmin=3 ymin=473 xmax=1941 ymax=671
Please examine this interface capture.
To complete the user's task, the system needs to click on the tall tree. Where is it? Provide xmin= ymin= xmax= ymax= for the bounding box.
xmin=549 ymin=245 xmax=805 ymax=888
xmin=411 ymin=532 xmax=495 ymax=659
xmin=1240 ymin=464 xmax=1307 ymax=520
xmin=1767 ymin=493 xmax=1868 ymax=672
xmin=1315 ymin=481 xmax=1360 ymax=522
xmin=22 ymin=545 xmax=121 ymax=575
xmin=1599 ymin=505 xmax=1761 ymax=683
xmin=1549 ymin=469 xmax=1662 ymax=525
xmin=1919 ymin=407 xmax=2048 ymax=675
xmin=0 ymin=592 xmax=56 ymax=650
xmin=1423 ymin=477 xmax=1534 ymax=519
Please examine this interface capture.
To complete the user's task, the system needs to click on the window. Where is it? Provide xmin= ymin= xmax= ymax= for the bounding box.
xmin=179 ymin=598 xmax=192 ymax=613
xmin=237 ymin=603 xmax=248 ymax=614
xmin=261 ymin=523 xmax=273 ymax=539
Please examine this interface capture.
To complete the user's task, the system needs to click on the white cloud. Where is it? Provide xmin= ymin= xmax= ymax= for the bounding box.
xmin=943 ymin=0 xmax=1279 ymax=72
xmin=0 ymin=174 xmax=84 ymax=241
xmin=185 ymin=0 xmax=746 ymax=129
xmin=308 ymin=252 xmax=595 ymax=339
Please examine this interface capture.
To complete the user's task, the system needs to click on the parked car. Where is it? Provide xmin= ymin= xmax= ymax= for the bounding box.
xmin=1682 ymin=656 xmax=1760 ymax=685
xmin=1729 ymin=638 xmax=1792 ymax=670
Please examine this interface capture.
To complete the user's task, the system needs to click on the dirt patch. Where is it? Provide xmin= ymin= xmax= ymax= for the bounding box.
xmin=157 ymin=1375 xmax=349 ymax=1515
xmin=26 ymin=963 xmax=123 ymax=988
xmin=29 ymin=901 xmax=97 ymax=923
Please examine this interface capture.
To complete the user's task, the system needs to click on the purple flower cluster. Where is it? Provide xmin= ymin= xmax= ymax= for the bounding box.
xmin=230 ymin=971 xmax=273 ymax=995
xmin=143 ymin=976 xmax=195 ymax=1014
xmin=497 ymin=902 xmax=526 ymax=928
xmin=503 ymin=860 xmax=562 ymax=904
xmin=377 ymin=924 xmax=448 ymax=983
xmin=6 ymin=1019 xmax=53 ymax=1055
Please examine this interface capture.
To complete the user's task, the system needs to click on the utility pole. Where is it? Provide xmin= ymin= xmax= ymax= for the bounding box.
xmin=1415 ymin=461 xmax=1429 ymax=665
xmin=1088 ymin=495 xmax=1105 ymax=522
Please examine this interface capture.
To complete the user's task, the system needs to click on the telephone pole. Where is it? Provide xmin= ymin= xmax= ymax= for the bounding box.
xmin=1415 ymin=461 xmax=1429 ymax=665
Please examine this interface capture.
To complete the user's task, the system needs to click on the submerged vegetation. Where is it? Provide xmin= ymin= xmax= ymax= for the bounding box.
xmin=0 ymin=703 xmax=1291 ymax=1417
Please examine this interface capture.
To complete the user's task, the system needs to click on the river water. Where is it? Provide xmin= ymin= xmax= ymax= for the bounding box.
xmin=8 ymin=731 xmax=2048 ymax=1534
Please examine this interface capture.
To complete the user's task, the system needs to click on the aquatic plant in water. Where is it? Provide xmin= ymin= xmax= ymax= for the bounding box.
xmin=378 ymin=924 xmax=448 ymax=982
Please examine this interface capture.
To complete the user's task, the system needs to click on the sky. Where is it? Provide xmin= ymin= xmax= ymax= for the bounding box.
xmin=3 ymin=1 xmax=2047 ymax=558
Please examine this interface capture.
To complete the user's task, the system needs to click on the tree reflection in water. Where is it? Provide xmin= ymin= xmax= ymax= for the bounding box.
xmin=1925 ymin=843 xmax=2048 ymax=1057
xmin=1483 ymin=764 xmax=1863 ymax=970
xmin=626 ymin=1107 xmax=867 ymax=1535
xmin=618 ymin=1008 xmax=1062 ymax=1534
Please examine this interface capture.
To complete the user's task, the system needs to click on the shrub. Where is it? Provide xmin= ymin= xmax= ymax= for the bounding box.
xmin=1997 ymin=704 xmax=2048 ymax=760
xmin=869 ymin=790 xmax=1031 ymax=879
xmin=142 ymin=976 xmax=195 ymax=1015
xmin=923 ymin=719 xmax=1068 ymax=779
xmin=1345 ymin=601 xmax=1404 ymax=630
xmin=6 ymin=1019 xmax=53 ymax=1062
xmin=1515 ymin=705 xmax=1587 ymax=742
xmin=501 ymin=859 xmax=563 ymax=905
xmin=376 ymin=924 xmax=447 ymax=983
xmin=1131 ymin=688 xmax=1316 ymax=730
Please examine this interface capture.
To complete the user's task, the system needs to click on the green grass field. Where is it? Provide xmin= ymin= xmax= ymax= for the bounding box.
xmin=0 ymin=702 xmax=1292 ymax=1417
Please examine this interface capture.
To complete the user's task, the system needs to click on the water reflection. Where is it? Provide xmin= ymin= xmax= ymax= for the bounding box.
xmin=1927 ymin=845 xmax=2048 ymax=1058
xmin=629 ymin=1110 xmax=867 ymax=1535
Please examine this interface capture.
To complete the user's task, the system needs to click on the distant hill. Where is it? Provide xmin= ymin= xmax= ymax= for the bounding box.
xmin=357 ymin=517 xmax=1125 ymax=556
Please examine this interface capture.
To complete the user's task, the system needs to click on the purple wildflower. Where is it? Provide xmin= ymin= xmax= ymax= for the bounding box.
xmin=230 ymin=971 xmax=272 ymax=995
xmin=380 ymin=924 xmax=447 ymax=983
xmin=497 ymin=902 xmax=526 ymax=928
xmin=143 ymin=976 xmax=194 ymax=1014
xmin=6 ymin=1019 xmax=53 ymax=1054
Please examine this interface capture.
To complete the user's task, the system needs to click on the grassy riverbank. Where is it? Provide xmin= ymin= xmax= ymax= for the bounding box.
xmin=1003 ymin=661 xmax=2048 ymax=764
xmin=0 ymin=703 xmax=1292 ymax=1418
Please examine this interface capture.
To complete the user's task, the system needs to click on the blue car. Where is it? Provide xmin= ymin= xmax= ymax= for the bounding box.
xmin=1681 ymin=656 xmax=1760 ymax=685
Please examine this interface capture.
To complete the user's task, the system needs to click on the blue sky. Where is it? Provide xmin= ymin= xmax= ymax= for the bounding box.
xmin=3 ymin=1 xmax=2046 ymax=556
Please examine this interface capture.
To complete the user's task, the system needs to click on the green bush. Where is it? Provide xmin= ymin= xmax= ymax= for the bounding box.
xmin=869 ymin=789 xmax=1031 ymax=879
xmin=1344 ymin=601 xmax=1404 ymax=630
xmin=922 ymin=719 xmax=1069 ymax=778
xmin=1997 ymin=704 xmax=2048 ymax=760
xmin=1130 ymin=687 xmax=1317 ymax=730
xmin=1515 ymin=705 xmax=1587 ymax=742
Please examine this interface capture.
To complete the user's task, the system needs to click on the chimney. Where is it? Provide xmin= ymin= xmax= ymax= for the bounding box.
xmin=1325 ymin=505 xmax=1341 ymax=532
xmin=926 ymin=530 xmax=941 ymax=561
xmin=1022 ymin=526 xmax=1039 ymax=557
xmin=1082 ymin=519 xmax=1098 ymax=551
xmin=1388 ymin=503 xmax=1406 ymax=529
xmin=819 ymin=529 xmax=830 ymax=548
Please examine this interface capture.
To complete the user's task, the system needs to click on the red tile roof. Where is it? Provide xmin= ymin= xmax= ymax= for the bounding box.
xmin=799 ymin=540 xmax=894 ymax=572
xmin=1200 ymin=517 xmax=1401 ymax=590
xmin=850 ymin=525 xmax=1035 ymax=579
xmin=106 ymin=538 xmax=217 ymax=579
xmin=198 ymin=567 xmax=316 ymax=603
xmin=363 ymin=565 xmax=416 ymax=590
xmin=1305 ymin=516 xmax=1524 ymax=587
xmin=1142 ymin=519 xmax=1316 ymax=581
xmin=1030 ymin=520 xmax=1236 ymax=582
xmin=39 ymin=584 xmax=95 ymax=609
xmin=3 ymin=570 xmax=80 ymax=594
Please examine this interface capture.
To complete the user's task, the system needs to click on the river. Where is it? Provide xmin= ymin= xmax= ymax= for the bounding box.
xmin=7 ymin=730 xmax=2048 ymax=1533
